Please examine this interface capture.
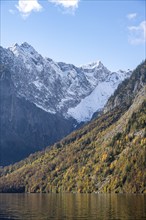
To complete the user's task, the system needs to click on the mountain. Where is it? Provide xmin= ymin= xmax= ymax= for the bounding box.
xmin=104 ymin=61 xmax=146 ymax=113
xmin=0 ymin=43 xmax=131 ymax=165
xmin=0 ymin=61 xmax=145 ymax=193
xmin=1 ymin=42 xmax=131 ymax=122
xmin=0 ymin=63 xmax=76 ymax=166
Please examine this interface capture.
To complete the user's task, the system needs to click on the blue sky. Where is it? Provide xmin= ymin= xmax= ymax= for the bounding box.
xmin=1 ymin=0 xmax=146 ymax=71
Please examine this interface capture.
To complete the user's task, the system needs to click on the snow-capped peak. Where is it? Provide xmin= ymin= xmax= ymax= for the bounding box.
xmin=9 ymin=42 xmax=41 ymax=59
xmin=115 ymin=69 xmax=132 ymax=80
xmin=81 ymin=60 xmax=101 ymax=69
xmin=9 ymin=43 xmax=20 ymax=54
xmin=20 ymin=42 xmax=39 ymax=55
xmin=8 ymin=42 xmax=43 ymax=70
xmin=21 ymin=42 xmax=34 ymax=48
xmin=1 ymin=42 xmax=132 ymax=123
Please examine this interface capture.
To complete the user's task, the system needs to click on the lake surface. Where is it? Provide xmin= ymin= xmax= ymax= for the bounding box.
xmin=0 ymin=194 xmax=146 ymax=220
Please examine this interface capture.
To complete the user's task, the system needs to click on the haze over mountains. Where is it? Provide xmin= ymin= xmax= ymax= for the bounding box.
xmin=0 ymin=43 xmax=132 ymax=166
xmin=0 ymin=60 xmax=145 ymax=193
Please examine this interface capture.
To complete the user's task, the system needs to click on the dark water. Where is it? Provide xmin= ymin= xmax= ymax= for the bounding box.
xmin=0 ymin=194 xmax=146 ymax=220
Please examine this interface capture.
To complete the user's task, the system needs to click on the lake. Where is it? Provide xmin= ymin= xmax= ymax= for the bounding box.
xmin=0 ymin=194 xmax=146 ymax=219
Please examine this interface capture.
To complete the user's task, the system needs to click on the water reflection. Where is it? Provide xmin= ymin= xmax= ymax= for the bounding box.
xmin=0 ymin=193 xmax=146 ymax=220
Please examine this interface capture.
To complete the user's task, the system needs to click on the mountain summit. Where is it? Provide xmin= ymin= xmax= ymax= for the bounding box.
xmin=81 ymin=60 xmax=101 ymax=69
xmin=0 ymin=60 xmax=145 ymax=193
xmin=2 ymin=43 xmax=131 ymax=122
xmin=0 ymin=43 xmax=131 ymax=165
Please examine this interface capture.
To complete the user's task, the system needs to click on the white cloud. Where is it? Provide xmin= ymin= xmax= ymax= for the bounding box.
xmin=16 ymin=0 xmax=42 ymax=18
xmin=49 ymin=0 xmax=79 ymax=9
xmin=128 ymin=20 xmax=146 ymax=45
xmin=127 ymin=13 xmax=137 ymax=20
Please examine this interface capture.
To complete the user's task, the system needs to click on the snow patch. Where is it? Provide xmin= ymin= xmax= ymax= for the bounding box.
xmin=67 ymin=81 xmax=117 ymax=123
xmin=33 ymin=80 xmax=43 ymax=90
xmin=4 ymin=43 xmax=132 ymax=123
xmin=34 ymin=102 xmax=56 ymax=114
xmin=81 ymin=60 xmax=100 ymax=69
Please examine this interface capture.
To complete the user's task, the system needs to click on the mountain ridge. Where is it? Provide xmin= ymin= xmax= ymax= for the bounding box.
xmin=0 ymin=64 xmax=76 ymax=165
xmin=0 ymin=43 xmax=132 ymax=165
xmin=1 ymin=42 xmax=132 ymax=122
xmin=104 ymin=61 xmax=146 ymax=113
xmin=0 ymin=60 xmax=145 ymax=193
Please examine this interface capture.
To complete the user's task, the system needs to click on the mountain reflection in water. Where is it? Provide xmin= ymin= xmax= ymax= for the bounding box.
xmin=0 ymin=193 xmax=146 ymax=220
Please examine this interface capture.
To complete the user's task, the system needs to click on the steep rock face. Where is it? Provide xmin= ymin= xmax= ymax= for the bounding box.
xmin=1 ymin=43 xmax=131 ymax=122
xmin=0 ymin=65 xmax=76 ymax=166
xmin=0 ymin=61 xmax=145 ymax=193
xmin=0 ymin=43 xmax=132 ymax=165
xmin=104 ymin=61 xmax=146 ymax=113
